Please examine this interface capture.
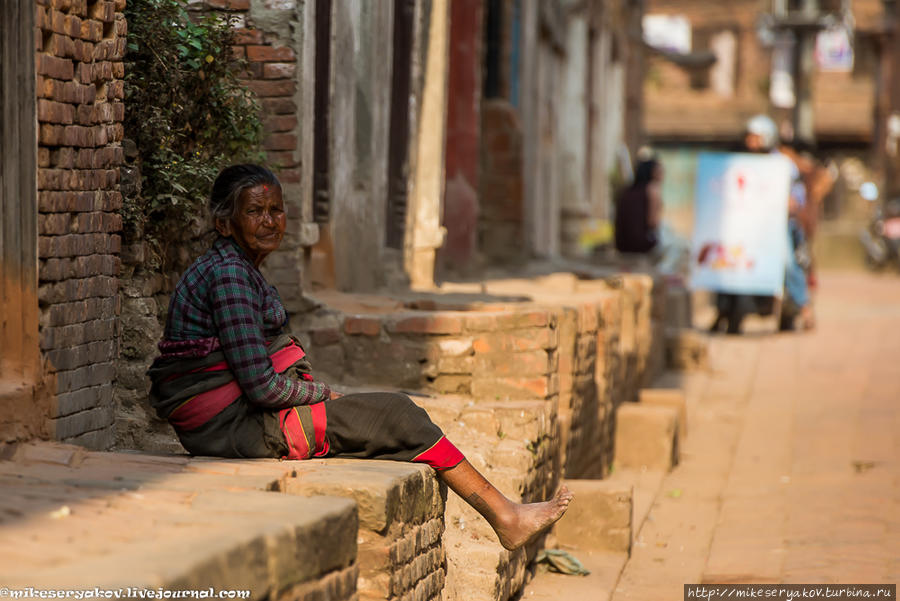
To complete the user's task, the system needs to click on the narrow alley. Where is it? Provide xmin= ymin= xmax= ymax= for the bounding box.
xmin=610 ymin=270 xmax=899 ymax=598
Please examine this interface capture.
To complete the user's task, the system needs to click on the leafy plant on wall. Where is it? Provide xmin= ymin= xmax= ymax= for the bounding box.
xmin=123 ymin=0 xmax=264 ymax=265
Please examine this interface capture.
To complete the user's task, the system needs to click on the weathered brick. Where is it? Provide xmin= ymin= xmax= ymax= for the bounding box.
xmin=36 ymin=53 xmax=75 ymax=80
xmin=473 ymin=350 xmax=552 ymax=376
xmin=107 ymin=79 xmax=124 ymax=100
xmin=38 ymin=98 xmax=75 ymax=124
xmin=246 ymin=45 xmax=295 ymax=62
xmin=55 ymin=361 xmax=116 ymax=393
xmin=38 ymin=275 xmax=118 ymax=304
xmin=45 ymin=339 xmax=117 ymax=371
xmin=40 ymin=317 xmax=117 ymax=351
xmin=65 ymin=14 xmax=83 ymax=38
xmin=264 ymin=114 xmax=297 ymax=133
xmin=247 ymin=79 xmax=295 ymax=98
xmin=435 ymin=355 xmax=474 ymax=375
xmin=48 ymin=8 xmax=67 ymax=34
xmin=44 ymin=33 xmax=76 ymax=59
xmin=39 ymin=123 xmax=65 ymax=145
xmin=36 ymin=5 xmax=49 ymax=29
xmin=42 ymin=297 xmax=117 ymax=328
xmin=388 ymin=313 xmax=464 ymax=335
xmin=90 ymin=0 xmax=116 ymax=23
xmin=234 ymin=28 xmax=264 ymax=45
xmin=263 ymin=132 xmax=297 ymax=151
xmin=472 ymin=327 xmax=557 ymax=353
xmin=71 ymin=38 xmax=87 ymax=61
xmin=40 ymin=255 xmax=120 ymax=281
xmin=49 ymin=401 xmax=115 ymax=436
xmin=73 ymin=212 xmax=121 ymax=233
xmin=38 ymin=147 xmax=51 ymax=168
xmin=263 ymin=62 xmax=296 ymax=79
xmin=260 ymin=97 xmax=296 ymax=115
xmin=38 ymin=213 xmax=71 ymax=236
xmin=344 ymin=316 xmax=382 ymax=337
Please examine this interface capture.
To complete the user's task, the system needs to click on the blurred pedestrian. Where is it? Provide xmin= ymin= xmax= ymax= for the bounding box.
xmin=615 ymin=155 xmax=663 ymax=254
xmin=710 ymin=115 xmax=814 ymax=334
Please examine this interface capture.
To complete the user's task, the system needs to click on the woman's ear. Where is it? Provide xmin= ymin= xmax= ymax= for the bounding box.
xmin=215 ymin=218 xmax=232 ymax=237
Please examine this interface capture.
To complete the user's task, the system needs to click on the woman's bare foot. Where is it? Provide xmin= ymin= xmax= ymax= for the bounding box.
xmin=439 ymin=459 xmax=574 ymax=551
xmin=493 ymin=486 xmax=574 ymax=551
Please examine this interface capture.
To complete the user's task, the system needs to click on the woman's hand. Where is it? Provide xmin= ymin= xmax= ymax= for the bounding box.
xmin=329 ymin=390 xmax=343 ymax=400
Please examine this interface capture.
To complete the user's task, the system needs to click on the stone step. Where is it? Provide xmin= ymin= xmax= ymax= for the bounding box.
xmin=554 ymin=479 xmax=633 ymax=554
xmin=639 ymin=387 xmax=688 ymax=438
xmin=614 ymin=402 xmax=680 ymax=472
xmin=520 ymin=549 xmax=629 ymax=601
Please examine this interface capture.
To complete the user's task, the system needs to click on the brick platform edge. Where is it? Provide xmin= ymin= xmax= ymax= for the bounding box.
xmin=0 ymin=442 xmax=451 ymax=601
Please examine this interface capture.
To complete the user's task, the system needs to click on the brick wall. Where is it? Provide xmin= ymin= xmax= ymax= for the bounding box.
xmin=299 ymin=305 xmax=561 ymax=404
xmin=36 ymin=0 xmax=126 ymax=449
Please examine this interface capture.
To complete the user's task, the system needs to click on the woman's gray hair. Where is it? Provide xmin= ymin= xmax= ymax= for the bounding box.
xmin=208 ymin=164 xmax=281 ymax=222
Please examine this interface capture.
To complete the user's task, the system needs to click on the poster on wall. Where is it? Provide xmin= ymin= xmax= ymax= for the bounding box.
xmin=690 ymin=152 xmax=791 ymax=296
xmin=816 ymin=26 xmax=854 ymax=72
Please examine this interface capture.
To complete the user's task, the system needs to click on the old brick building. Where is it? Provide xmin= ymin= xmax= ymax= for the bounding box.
xmin=644 ymin=0 xmax=883 ymax=144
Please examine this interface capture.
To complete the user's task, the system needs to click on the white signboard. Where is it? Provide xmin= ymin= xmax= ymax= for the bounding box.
xmin=816 ymin=27 xmax=854 ymax=72
xmin=643 ymin=15 xmax=691 ymax=54
xmin=690 ymin=153 xmax=791 ymax=296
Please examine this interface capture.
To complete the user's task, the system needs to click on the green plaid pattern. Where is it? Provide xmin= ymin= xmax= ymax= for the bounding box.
xmin=162 ymin=236 xmax=330 ymax=408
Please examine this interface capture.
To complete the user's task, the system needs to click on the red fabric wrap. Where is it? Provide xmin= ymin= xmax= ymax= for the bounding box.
xmin=311 ymin=402 xmax=329 ymax=457
xmin=279 ymin=408 xmax=310 ymax=460
xmin=412 ymin=436 xmax=465 ymax=471
xmin=168 ymin=343 xmax=306 ymax=430
xmin=279 ymin=401 xmax=329 ymax=460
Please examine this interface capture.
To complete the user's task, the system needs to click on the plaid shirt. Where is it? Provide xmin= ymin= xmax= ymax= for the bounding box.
xmin=162 ymin=236 xmax=330 ymax=408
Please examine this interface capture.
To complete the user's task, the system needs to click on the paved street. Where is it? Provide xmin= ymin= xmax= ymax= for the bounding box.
xmin=611 ymin=270 xmax=900 ymax=599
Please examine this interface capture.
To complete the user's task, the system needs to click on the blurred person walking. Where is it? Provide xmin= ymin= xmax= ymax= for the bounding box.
xmin=710 ymin=115 xmax=814 ymax=334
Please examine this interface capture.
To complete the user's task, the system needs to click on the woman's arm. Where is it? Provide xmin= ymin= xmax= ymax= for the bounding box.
xmin=209 ymin=263 xmax=331 ymax=408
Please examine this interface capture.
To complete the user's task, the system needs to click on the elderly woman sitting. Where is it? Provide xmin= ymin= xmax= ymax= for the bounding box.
xmin=148 ymin=164 xmax=572 ymax=551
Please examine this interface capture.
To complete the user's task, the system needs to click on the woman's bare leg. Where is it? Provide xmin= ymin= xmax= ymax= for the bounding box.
xmin=438 ymin=459 xmax=573 ymax=551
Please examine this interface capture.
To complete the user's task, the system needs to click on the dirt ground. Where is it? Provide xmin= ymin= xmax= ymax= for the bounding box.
xmin=526 ymin=269 xmax=899 ymax=600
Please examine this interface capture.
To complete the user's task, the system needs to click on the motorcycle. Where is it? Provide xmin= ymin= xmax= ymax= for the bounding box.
xmin=858 ymin=182 xmax=900 ymax=271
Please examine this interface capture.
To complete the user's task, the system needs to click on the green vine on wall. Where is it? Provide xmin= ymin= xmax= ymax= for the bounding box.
xmin=123 ymin=0 xmax=264 ymax=260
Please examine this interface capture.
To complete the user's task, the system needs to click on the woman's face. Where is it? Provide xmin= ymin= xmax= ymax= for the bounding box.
xmin=217 ymin=184 xmax=286 ymax=266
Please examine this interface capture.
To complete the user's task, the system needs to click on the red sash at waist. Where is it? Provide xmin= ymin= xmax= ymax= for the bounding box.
xmin=168 ymin=342 xmax=306 ymax=431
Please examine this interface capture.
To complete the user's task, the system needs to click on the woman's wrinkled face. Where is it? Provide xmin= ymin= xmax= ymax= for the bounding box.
xmin=216 ymin=184 xmax=286 ymax=266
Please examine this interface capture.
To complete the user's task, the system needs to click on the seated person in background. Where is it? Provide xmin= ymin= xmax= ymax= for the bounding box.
xmin=148 ymin=164 xmax=572 ymax=551
xmin=615 ymin=156 xmax=663 ymax=254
